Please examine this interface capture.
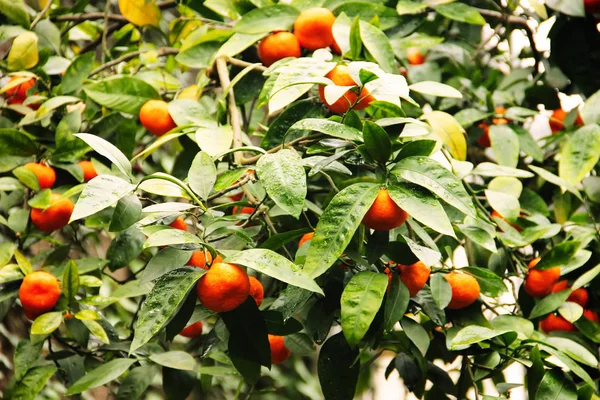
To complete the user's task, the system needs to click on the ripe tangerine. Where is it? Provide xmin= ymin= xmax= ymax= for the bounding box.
xmin=139 ymin=100 xmax=177 ymax=137
xmin=298 ymin=232 xmax=314 ymax=248
xmin=551 ymin=280 xmax=588 ymax=307
xmin=294 ymin=8 xmax=336 ymax=51
xmin=169 ymin=217 xmax=187 ymax=231
xmin=444 ymin=271 xmax=480 ymax=309
xmin=30 ymin=193 xmax=74 ymax=232
xmin=78 ymin=160 xmax=98 ymax=182
xmin=539 ymin=313 xmax=576 ymax=333
xmin=524 ymin=257 xmax=561 ymax=298
xmin=5 ymin=76 xmax=35 ymax=105
xmin=406 ymin=48 xmax=425 ymax=65
xmin=179 ymin=321 xmax=203 ymax=338
xmin=362 ymin=189 xmax=408 ymax=231
xmin=19 ymin=270 xmax=61 ymax=319
xmin=319 ymin=65 xmax=373 ymax=114
xmin=549 ymin=108 xmax=584 ymax=134
xmin=268 ymin=334 xmax=291 ymax=364
xmin=187 ymin=251 xmax=223 ymax=269
xmin=258 ymin=32 xmax=301 ymax=67
xmin=24 ymin=162 xmax=56 ymax=189
xmin=583 ymin=310 xmax=599 ymax=323
xmin=196 ymin=262 xmax=250 ymax=312
xmin=248 ymin=276 xmax=264 ymax=307
xmin=396 ymin=261 xmax=431 ymax=297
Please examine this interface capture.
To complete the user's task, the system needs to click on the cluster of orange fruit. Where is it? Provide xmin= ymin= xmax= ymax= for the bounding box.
xmin=167 ymin=217 xmax=290 ymax=364
xmin=524 ymin=257 xmax=598 ymax=332
xmin=3 ymin=76 xmax=39 ymax=109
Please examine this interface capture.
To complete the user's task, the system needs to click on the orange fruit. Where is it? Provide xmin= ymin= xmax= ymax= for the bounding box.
xmin=139 ymin=100 xmax=177 ymax=137
xmin=248 ymin=276 xmax=264 ymax=307
xmin=268 ymin=334 xmax=291 ymax=364
xmin=524 ymin=257 xmax=561 ymax=298
xmin=539 ymin=313 xmax=576 ymax=333
xmin=169 ymin=217 xmax=187 ymax=231
xmin=444 ymin=272 xmax=480 ymax=309
xmin=298 ymin=232 xmax=314 ymax=248
xmin=78 ymin=160 xmax=98 ymax=182
xmin=196 ymin=262 xmax=250 ymax=312
xmin=5 ymin=76 xmax=35 ymax=105
xmin=31 ymin=193 xmax=74 ymax=232
xmin=318 ymin=65 xmax=373 ymax=114
xmin=583 ymin=310 xmax=599 ymax=323
xmin=330 ymin=40 xmax=342 ymax=55
xmin=187 ymin=251 xmax=223 ymax=269
xmin=362 ymin=189 xmax=408 ymax=231
xmin=19 ymin=271 xmax=61 ymax=319
xmin=406 ymin=47 xmax=425 ymax=65
xmin=233 ymin=206 xmax=255 ymax=215
xmin=293 ymin=7 xmax=335 ymax=51
xmin=492 ymin=106 xmax=509 ymax=125
xmin=179 ymin=321 xmax=203 ymax=338
xmin=24 ymin=162 xmax=56 ymax=189
xmin=258 ymin=32 xmax=302 ymax=67
xmin=396 ymin=261 xmax=431 ymax=297
xmin=549 ymin=109 xmax=584 ymax=134
xmin=551 ymin=280 xmax=588 ymax=307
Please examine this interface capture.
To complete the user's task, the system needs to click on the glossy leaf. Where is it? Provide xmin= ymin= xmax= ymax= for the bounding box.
xmin=384 ymin=274 xmax=410 ymax=331
xmin=141 ymin=248 xmax=192 ymax=284
xmin=535 ymin=241 xmax=580 ymax=270
xmin=233 ymin=5 xmax=298 ymax=34
xmin=188 ymin=151 xmax=217 ymax=200
xmin=62 ymin=260 xmax=79 ymax=304
xmin=490 ymin=125 xmax=520 ymax=168
xmin=31 ymin=312 xmax=63 ymax=335
xmin=74 ymin=134 xmax=132 ymax=178
xmin=359 ymin=20 xmax=395 ymax=73
xmin=7 ymin=32 xmax=38 ymax=70
xmin=150 ymin=351 xmax=196 ymax=371
xmin=434 ymin=2 xmax=485 ymax=25
xmin=529 ymin=290 xmax=571 ymax=319
xmin=451 ymin=326 xmax=513 ymax=348
xmin=65 ymin=358 xmax=137 ymax=395
xmin=71 ymin=175 xmax=135 ymax=221
xmin=558 ymin=125 xmax=600 ymax=185
xmin=83 ymin=77 xmax=160 ymax=115
xmin=536 ymin=369 xmax=577 ymax=400
xmin=7 ymin=364 xmax=56 ymax=400
xmin=363 ymin=121 xmax=391 ymax=163
xmin=109 ymin=194 xmax=142 ymax=232
xmin=318 ymin=333 xmax=359 ymax=400
xmin=430 ymin=273 xmax=452 ymax=309
xmin=288 ymin=118 xmax=362 ymax=142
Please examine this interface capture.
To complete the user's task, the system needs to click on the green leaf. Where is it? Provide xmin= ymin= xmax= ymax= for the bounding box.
xmin=557 ymin=302 xmax=583 ymax=323
xmin=65 ymin=358 xmax=137 ymax=395
xmin=401 ymin=317 xmax=429 ymax=356
xmin=62 ymin=260 xmax=79 ymax=304
xmin=318 ymin=332 xmax=360 ymax=400
xmin=74 ymin=133 xmax=132 ymax=178
xmin=150 ymin=351 xmax=197 ymax=371
xmin=0 ymin=128 xmax=38 ymax=156
xmin=188 ymin=151 xmax=217 ymax=200
xmin=359 ymin=20 xmax=396 ymax=73
xmin=0 ymin=264 xmax=24 ymax=284
xmin=71 ymin=175 xmax=135 ymax=222
xmin=453 ymin=108 xmax=491 ymax=129
xmin=396 ymin=0 xmax=428 ymax=15
xmin=13 ymin=166 xmax=39 ymax=190
xmin=529 ymin=290 xmax=571 ymax=319
xmin=196 ymin=124 xmax=234 ymax=157
xmin=486 ymin=190 xmax=520 ymax=222
xmin=0 ymin=0 xmax=29 ymax=28
xmin=31 ymin=312 xmax=63 ymax=335
xmin=61 ymin=52 xmax=95 ymax=94
xmin=106 ymin=226 xmax=146 ymax=271
xmin=116 ymin=365 xmax=156 ymax=400
xmin=109 ymin=194 xmax=142 ymax=232
xmin=471 ymin=162 xmax=534 ymax=178
xmin=259 ymin=228 xmax=312 ymax=251
xmin=535 ymin=343 xmax=594 ymax=386
xmin=536 ymin=369 xmax=577 ymax=400
xmin=545 ymin=0 xmax=584 ymax=16
xmin=535 ymin=241 xmax=580 ymax=270
xmin=391 ymin=32 xmax=444 ymax=49
xmin=256 ymin=149 xmax=306 ymax=219
xmin=81 ymin=320 xmax=109 ymax=344
xmin=225 ymin=249 xmax=323 ymax=295
xmin=529 ymin=165 xmax=582 ymax=200
xmin=217 ymin=32 xmax=266 ymax=58
xmin=0 ymin=176 xmax=23 ymax=191
xmin=340 ymin=271 xmax=388 ymax=347
xmin=13 ymin=339 xmax=43 ymax=381
xmin=558 ymin=125 xmax=600 ymax=185
xmin=141 ymin=248 xmax=192 ymax=284
xmin=572 ymin=263 xmax=600 ymax=290
xmin=456 ymin=224 xmax=497 ymax=253
xmin=451 ymin=326 xmax=513 ymax=348
xmin=434 ymin=2 xmax=485 ymax=25
xmin=130 ymin=267 xmax=204 ymax=353
xmin=75 ymin=310 xmax=101 ymax=321
xmin=582 ymin=88 xmax=600 ymax=125
xmin=144 ymin=229 xmax=202 ymax=248
xmin=491 ymin=315 xmax=534 ymax=339
xmin=391 ymin=156 xmax=476 ymax=217
xmin=261 ymin=100 xmax=321 ymax=149
xmin=27 ymin=189 xmax=51 ymax=209
xmin=384 ymin=274 xmax=410 ymax=332
xmin=463 ymin=267 xmax=507 ymax=297
xmin=83 ymin=77 xmax=160 ymax=114
xmin=288 ymin=118 xmax=362 ymax=142
xmin=490 ymin=125 xmax=519 ymax=168
xmin=388 ymin=184 xmax=454 ymax=237
xmin=233 ymin=5 xmax=299 ymax=34
xmin=304 ymin=183 xmax=379 ymax=278
xmin=512 ymin=125 xmax=543 ymax=162
xmin=176 ymin=41 xmax=221 ymax=69
xmin=430 ymin=273 xmax=452 ymax=309
xmin=14 ymin=249 xmax=33 ymax=275
xmin=363 ymin=121 xmax=392 ymax=163
xmin=6 ymin=364 xmax=56 ymax=400
xmin=409 ymin=81 xmax=462 ymax=98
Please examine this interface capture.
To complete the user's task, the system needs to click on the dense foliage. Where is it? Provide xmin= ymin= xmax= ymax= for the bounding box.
xmin=1 ymin=0 xmax=600 ymax=399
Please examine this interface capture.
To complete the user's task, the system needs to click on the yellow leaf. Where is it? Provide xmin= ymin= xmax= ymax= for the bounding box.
xmin=424 ymin=111 xmax=467 ymax=161
xmin=7 ymin=32 xmax=39 ymax=71
xmin=118 ymin=0 xmax=160 ymax=27
xmin=177 ymin=84 xmax=200 ymax=100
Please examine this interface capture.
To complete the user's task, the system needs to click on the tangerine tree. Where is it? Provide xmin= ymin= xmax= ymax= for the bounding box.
xmin=1 ymin=0 xmax=600 ymax=399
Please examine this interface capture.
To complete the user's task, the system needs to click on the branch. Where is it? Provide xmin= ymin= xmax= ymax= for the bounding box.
xmin=30 ymin=0 xmax=53 ymax=30
xmin=227 ymin=57 xmax=267 ymax=72
xmin=240 ymin=134 xmax=322 ymax=165
xmin=89 ymin=47 xmax=179 ymax=76
xmin=475 ymin=8 xmax=541 ymax=74
xmin=52 ymin=13 xmax=127 ymax=22
xmin=216 ymin=57 xmax=244 ymax=165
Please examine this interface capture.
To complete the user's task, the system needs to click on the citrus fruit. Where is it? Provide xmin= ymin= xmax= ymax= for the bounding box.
xmin=31 ymin=193 xmax=74 ymax=232
xmin=19 ymin=270 xmax=61 ymax=319
xmin=179 ymin=321 xmax=203 ymax=338
xmin=524 ymin=257 xmax=560 ymax=298
xmin=268 ymin=334 xmax=291 ymax=364
xmin=583 ymin=310 xmax=599 ymax=322
xmin=248 ymin=276 xmax=264 ymax=306
xmin=196 ymin=262 xmax=250 ymax=312
xmin=293 ymin=8 xmax=335 ymax=51
xmin=187 ymin=251 xmax=223 ymax=269
xmin=139 ymin=100 xmax=177 ymax=137
xmin=362 ymin=189 xmax=408 ymax=231
xmin=551 ymin=280 xmax=588 ymax=307
xmin=319 ymin=65 xmax=373 ymax=114
xmin=477 ymin=107 xmax=509 ymax=148
xmin=539 ymin=313 xmax=576 ymax=332
xmin=406 ymin=47 xmax=425 ymax=65
xmin=444 ymin=271 xmax=480 ymax=309
xmin=549 ymin=108 xmax=584 ymax=134
xmin=24 ymin=162 xmax=56 ymax=189
xmin=169 ymin=217 xmax=187 ymax=231
xmin=5 ymin=76 xmax=35 ymax=105
xmin=78 ymin=160 xmax=98 ymax=182
xmin=233 ymin=206 xmax=254 ymax=215
xmin=258 ymin=32 xmax=301 ymax=67
xmin=298 ymin=232 xmax=314 ymax=248
xmin=397 ymin=261 xmax=431 ymax=297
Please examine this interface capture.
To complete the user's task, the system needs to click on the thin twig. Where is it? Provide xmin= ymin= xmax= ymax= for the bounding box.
xmin=207 ymin=174 xmax=254 ymax=201
xmin=90 ymin=47 xmax=179 ymax=76
xmin=101 ymin=0 xmax=112 ymax=63
xmin=52 ymin=13 xmax=128 ymax=22
xmin=227 ymin=57 xmax=267 ymax=72
xmin=240 ymin=134 xmax=322 ymax=165
xmin=30 ymin=0 xmax=53 ymax=30
xmin=216 ymin=57 xmax=244 ymax=165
